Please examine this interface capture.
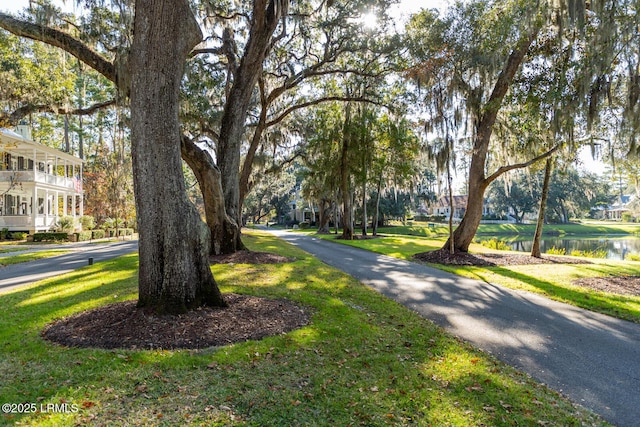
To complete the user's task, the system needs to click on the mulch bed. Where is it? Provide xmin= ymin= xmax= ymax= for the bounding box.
xmin=42 ymin=250 xmax=306 ymax=350
xmin=572 ymin=276 xmax=640 ymax=297
xmin=413 ymin=248 xmax=591 ymax=267
xmin=414 ymin=249 xmax=640 ymax=297
xmin=42 ymin=293 xmax=311 ymax=350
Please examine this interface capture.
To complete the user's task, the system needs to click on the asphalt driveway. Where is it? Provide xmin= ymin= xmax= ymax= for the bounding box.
xmin=0 ymin=240 xmax=138 ymax=294
xmin=268 ymin=229 xmax=640 ymax=427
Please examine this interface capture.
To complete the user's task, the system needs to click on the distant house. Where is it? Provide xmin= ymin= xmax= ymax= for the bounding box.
xmin=430 ymin=195 xmax=468 ymax=220
xmin=605 ymin=195 xmax=633 ymax=220
xmin=0 ymin=126 xmax=84 ymax=233
xmin=428 ymin=195 xmax=495 ymax=222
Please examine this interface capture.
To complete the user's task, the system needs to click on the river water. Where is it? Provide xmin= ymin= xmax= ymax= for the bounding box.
xmin=505 ymin=236 xmax=640 ymax=260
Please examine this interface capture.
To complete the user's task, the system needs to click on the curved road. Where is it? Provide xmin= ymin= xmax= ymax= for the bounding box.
xmin=0 ymin=240 xmax=138 ymax=294
xmin=268 ymin=229 xmax=640 ymax=427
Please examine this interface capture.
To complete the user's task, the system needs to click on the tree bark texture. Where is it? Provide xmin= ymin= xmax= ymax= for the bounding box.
xmin=217 ymin=0 xmax=285 ymax=248
xmin=444 ymin=28 xmax=539 ymax=253
xmin=372 ymin=173 xmax=383 ymax=236
xmin=316 ymin=198 xmax=333 ymax=233
xmin=532 ymin=157 xmax=553 ymax=258
xmin=340 ymin=104 xmax=354 ymax=240
xmin=130 ymin=0 xmax=225 ymax=313
xmin=181 ymin=137 xmax=240 ymax=255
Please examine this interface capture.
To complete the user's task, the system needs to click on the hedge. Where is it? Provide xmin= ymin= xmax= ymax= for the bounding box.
xmin=91 ymin=229 xmax=106 ymax=239
xmin=74 ymin=231 xmax=93 ymax=242
xmin=33 ymin=232 xmax=69 ymax=242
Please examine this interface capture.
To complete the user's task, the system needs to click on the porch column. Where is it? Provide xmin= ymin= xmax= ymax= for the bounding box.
xmin=79 ymin=163 xmax=84 ymax=216
xmin=44 ymin=190 xmax=49 ymax=226
xmin=32 ymin=185 xmax=37 ymax=232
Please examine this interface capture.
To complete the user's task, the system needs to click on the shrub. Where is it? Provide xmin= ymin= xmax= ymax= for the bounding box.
xmin=480 ymin=238 xmax=511 ymax=251
xmin=546 ymin=246 xmax=566 ymax=256
xmin=91 ymin=229 xmax=106 ymax=239
xmin=0 ymin=228 xmax=8 ymax=240
xmin=74 ymin=231 xmax=93 ymax=242
xmin=56 ymin=216 xmax=76 ymax=233
xmin=624 ymin=253 xmax=640 ymax=261
xmin=102 ymin=217 xmax=126 ymax=230
xmin=79 ymin=215 xmax=96 ymax=230
xmin=33 ymin=232 xmax=69 ymax=242
xmin=117 ymin=228 xmax=134 ymax=236
xmin=299 ymin=221 xmax=310 ymax=229
xmin=570 ymin=249 xmax=608 ymax=259
xmin=8 ymin=232 xmax=28 ymax=240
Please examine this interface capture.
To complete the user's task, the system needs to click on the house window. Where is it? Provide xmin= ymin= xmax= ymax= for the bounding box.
xmin=17 ymin=156 xmax=25 ymax=170
xmin=0 ymin=152 xmax=10 ymax=171
xmin=38 ymin=198 xmax=44 ymax=214
xmin=4 ymin=194 xmax=15 ymax=215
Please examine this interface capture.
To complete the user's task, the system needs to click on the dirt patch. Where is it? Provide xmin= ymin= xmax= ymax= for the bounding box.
xmin=415 ymin=249 xmax=640 ymax=297
xmin=335 ymin=234 xmax=382 ymax=241
xmin=42 ymin=293 xmax=311 ymax=350
xmin=572 ymin=276 xmax=640 ymax=297
xmin=210 ymin=250 xmax=295 ymax=264
xmin=413 ymin=248 xmax=591 ymax=267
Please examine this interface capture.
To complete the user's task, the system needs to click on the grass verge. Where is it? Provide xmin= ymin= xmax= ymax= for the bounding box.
xmin=377 ymin=220 xmax=640 ymax=238
xmin=0 ymin=230 xmax=607 ymax=426
xmin=0 ymin=250 xmax=70 ymax=267
xmin=308 ymin=231 xmax=640 ymax=323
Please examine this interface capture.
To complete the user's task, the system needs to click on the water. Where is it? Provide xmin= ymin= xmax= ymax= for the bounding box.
xmin=504 ymin=236 xmax=640 ymax=260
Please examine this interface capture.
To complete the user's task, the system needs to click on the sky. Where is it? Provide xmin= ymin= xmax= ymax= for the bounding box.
xmin=0 ymin=0 xmax=446 ymax=15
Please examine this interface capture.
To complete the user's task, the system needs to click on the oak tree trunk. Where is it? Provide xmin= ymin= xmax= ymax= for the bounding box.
xmin=217 ymin=0 xmax=284 ymax=251
xmin=317 ymin=198 xmax=332 ymax=233
xmin=130 ymin=0 xmax=225 ymax=314
xmin=444 ymin=29 xmax=539 ymax=253
xmin=532 ymin=157 xmax=553 ymax=258
xmin=340 ymin=105 xmax=354 ymax=240
xmin=372 ymin=173 xmax=382 ymax=236
xmin=181 ymin=136 xmax=240 ymax=255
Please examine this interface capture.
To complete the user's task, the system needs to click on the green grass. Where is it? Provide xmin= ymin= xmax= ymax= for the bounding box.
xmin=0 ymin=250 xmax=70 ymax=266
xmin=439 ymin=260 xmax=640 ymax=323
xmin=0 ymin=248 xmax=26 ymax=254
xmin=0 ymin=230 xmax=607 ymax=426
xmin=378 ymin=220 xmax=640 ymax=238
xmin=308 ymin=231 xmax=640 ymax=324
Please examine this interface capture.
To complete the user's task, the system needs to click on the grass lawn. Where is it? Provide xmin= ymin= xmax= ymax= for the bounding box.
xmin=308 ymin=231 xmax=640 ymax=324
xmin=0 ymin=248 xmax=26 ymax=254
xmin=0 ymin=250 xmax=70 ymax=266
xmin=376 ymin=220 xmax=640 ymax=238
xmin=0 ymin=230 xmax=607 ymax=426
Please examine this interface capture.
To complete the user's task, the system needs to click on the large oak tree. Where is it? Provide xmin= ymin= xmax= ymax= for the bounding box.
xmin=0 ymin=1 xmax=226 ymax=313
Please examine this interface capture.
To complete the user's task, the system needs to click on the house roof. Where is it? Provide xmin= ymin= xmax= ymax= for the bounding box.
xmin=0 ymin=127 xmax=83 ymax=165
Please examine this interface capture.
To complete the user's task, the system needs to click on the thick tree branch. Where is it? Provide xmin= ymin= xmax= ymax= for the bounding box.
xmin=265 ymin=96 xmax=385 ymax=128
xmin=1 ymin=99 xmax=116 ymax=126
xmin=189 ymin=47 xmax=225 ymax=58
xmin=0 ymin=13 xmax=117 ymax=84
xmin=485 ymin=144 xmax=560 ymax=185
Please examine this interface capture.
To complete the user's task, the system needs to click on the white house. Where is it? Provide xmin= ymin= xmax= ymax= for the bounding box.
xmin=0 ymin=126 xmax=84 ymax=233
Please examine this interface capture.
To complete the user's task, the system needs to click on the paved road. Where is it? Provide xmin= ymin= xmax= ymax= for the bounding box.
xmin=0 ymin=240 xmax=138 ymax=294
xmin=268 ymin=229 xmax=640 ymax=427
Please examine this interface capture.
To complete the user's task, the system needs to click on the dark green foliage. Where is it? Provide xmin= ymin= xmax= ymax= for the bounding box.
xmin=32 ymin=232 xmax=69 ymax=242
xmin=91 ymin=229 xmax=105 ymax=239
xmin=8 ymin=232 xmax=28 ymax=240
xmin=74 ymin=231 xmax=93 ymax=241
